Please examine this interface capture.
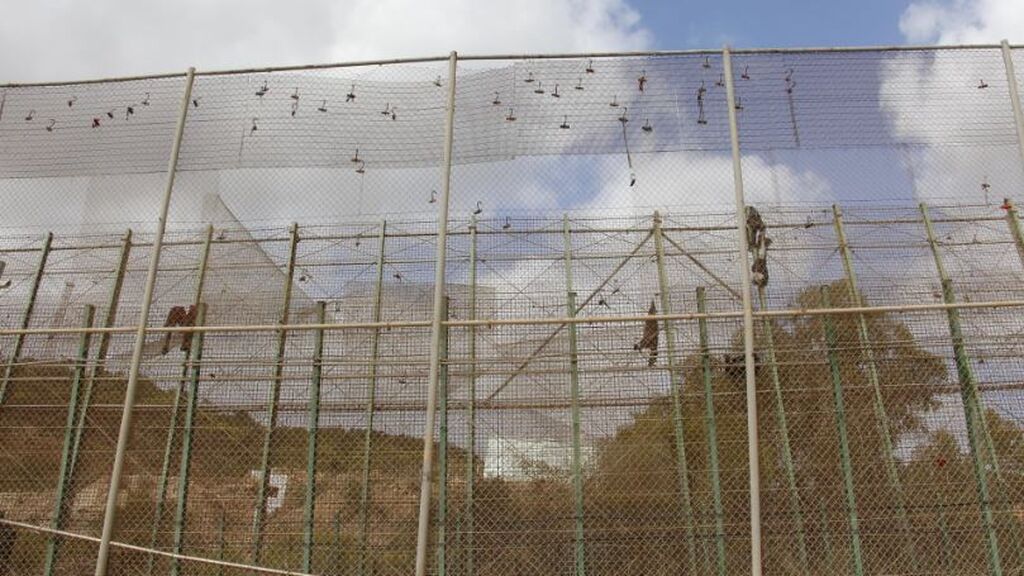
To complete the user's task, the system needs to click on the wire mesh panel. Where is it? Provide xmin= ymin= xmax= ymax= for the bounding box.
xmin=2 ymin=46 xmax=1024 ymax=576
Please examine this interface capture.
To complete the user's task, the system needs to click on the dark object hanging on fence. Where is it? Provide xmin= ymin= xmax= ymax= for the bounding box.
xmin=161 ymin=304 xmax=199 ymax=355
xmin=634 ymin=300 xmax=659 ymax=367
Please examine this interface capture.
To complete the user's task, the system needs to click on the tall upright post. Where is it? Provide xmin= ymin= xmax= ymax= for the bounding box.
xmin=754 ymin=283 xmax=808 ymax=571
xmin=94 ymin=67 xmax=195 ymax=576
xmin=697 ymin=288 xmax=727 ymax=576
xmin=651 ymin=212 xmax=697 ymax=570
xmin=42 ymin=305 xmax=94 ymax=576
xmin=1004 ymin=198 xmax=1024 ymax=270
xmin=819 ymin=287 xmax=865 ymax=576
xmin=252 ymin=222 xmax=300 ymax=564
xmin=722 ymin=45 xmax=763 ymax=576
xmin=148 ymin=225 xmax=213 ymax=575
xmin=463 ymin=215 xmax=478 ymax=576
xmin=170 ymin=303 xmax=207 ymax=576
xmin=303 ymin=301 xmax=327 ymax=573
xmin=436 ymin=297 xmax=450 ymax=576
xmin=1001 ymin=40 xmax=1024 ymax=174
xmin=0 ymin=231 xmax=53 ymax=403
xmin=563 ymin=216 xmax=587 ymax=576
xmin=357 ymin=219 xmax=387 ymax=576
xmin=832 ymin=205 xmax=918 ymax=567
xmin=413 ymin=50 xmax=458 ymax=576
xmin=921 ymin=203 xmax=1003 ymax=576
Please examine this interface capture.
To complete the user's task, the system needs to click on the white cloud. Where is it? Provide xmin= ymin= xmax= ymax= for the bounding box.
xmin=899 ymin=0 xmax=1024 ymax=44
xmin=0 ymin=0 xmax=651 ymax=83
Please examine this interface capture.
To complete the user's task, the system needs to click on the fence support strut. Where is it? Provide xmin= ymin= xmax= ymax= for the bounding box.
xmin=413 ymin=49 xmax=458 ymax=576
xmin=93 ymin=66 xmax=195 ymax=576
xmin=723 ymin=45 xmax=763 ymax=576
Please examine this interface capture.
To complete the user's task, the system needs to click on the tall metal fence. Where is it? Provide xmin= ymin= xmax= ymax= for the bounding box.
xmin=1 ymin=43 xmax=1024 ymax=576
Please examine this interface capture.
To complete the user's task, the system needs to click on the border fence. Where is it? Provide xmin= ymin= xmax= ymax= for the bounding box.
xmin=1 ymin=43 xmax=1024 ymax=576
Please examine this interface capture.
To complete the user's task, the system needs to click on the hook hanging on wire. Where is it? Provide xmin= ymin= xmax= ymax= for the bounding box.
xmin=434 ymin=75 xmax=442 ymax=87
xmin=256 ymin=81 xmax=269 ymax=98
xmin=291 ymin=88 xmax=300 ymax=101
xmin=45 ymin=119 xmax=56 ymax=132
xmin=981 ymin=176 xmax=991 ymax=205
xmin=741 ymin=66 xmax=750 ymax=80
xmin=106 ymin=109 xmax=116 ymax=119
xmin=637 ymin=70 xmax=647 ymax=92
xmin=355 ymin=160 xmax=366 ymax=174
xmin=429 ymin=190 xmax=437 ymax=204
xmin=610 ymin=95 xmax=619 ymax=108
xmin=703 ymin=56 xmax=711 ymax=69
xmin=351 ymin=149 xmax=360 ymax=163
xmin=697 ymin=81 xmax=708 ymax=125
xmin=506 ymin=107 xmax=516 ymax=121
xmin=92 ymin=118 xmax=101 ymax=128
xmin=575 ymin=77 xmax=584 ymax=91
xmin=125 ymin=105 xmax=135 ymax=119
xmin=346 ymin=84 xmax=356 ymax=102
xmin=534 ymin=81 xmax=545 ymax=95
xmin=642 ymin=118 xmax=652 ymax=132
xmin=503 ymin=216 xmax=511 ymax=230
xmin=551 ymin=84 xmax=560 ymax=98
xmin=734 ymin=96 xmax=744 ymax=111
xmin=24 ymin=110 xmax=34 ymax=121
xmin=716 ymin=73 xmax=724 ymax=88
xmin=67 ymin=95 xmax=77 ymax=108
xmin=141 ymin=92 xmax=150 ymax=106
xmin=192 ymin=96 xmax=201 ymax=108
xmin=560 ymin=115 xmax=570 ymax=129
xmin=473 ymin=201 xmax=483 ymax=215
xmin=524 ymin=71 xmax=535 ymax=83
xmin=978 ymin=79 xmax=989 ymax=89
xmin=291 ymin=100 xmax=299 ymax=117
xmin=785 ymin=69 xmax=796 ymax=94
xmin=381 ymin=102 xmax=391 ymax=116
xmin=585 ymin=59 xmax=595 ymax=74
xmin=250 ymin=117 xmax=258 ymax=135
xmin=492 ymin=92 xmax=501 ymax=105
xmin=317 ymin=99 xmax=328 ymax=113
xmin=619 ymin=107 xmax=629 ymax=124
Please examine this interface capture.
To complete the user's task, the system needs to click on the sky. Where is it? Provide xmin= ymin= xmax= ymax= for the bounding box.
xmin=0 ymin=0 xmax=1021 ymax=83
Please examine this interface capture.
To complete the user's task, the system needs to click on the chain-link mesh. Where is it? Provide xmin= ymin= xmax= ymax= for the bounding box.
xmin=2 ymin=46 xmax=1024 ymax=576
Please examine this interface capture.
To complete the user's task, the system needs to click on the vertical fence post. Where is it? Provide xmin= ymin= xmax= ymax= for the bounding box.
xmin=754 ymin=283 xmax=808 ymax=571
xmin=48 ymin=229 xmax=131 ymax=576
xmin=696 ymin=288 xmax=727 ymax=576
xmin=170 ymin=302 xmax=206 ymax=576
xmin=42 ymin=304 xmax=94 ymax=575
xmin=148 ymin=225 xmax=213 ymax=575
xmin=253 ymin=221 xmax=300 ymax=564
xmin=413 ymin=49 xmax=458 ymax=576
xmin=563 ymin=216 xmax=587 ymax=576
xmin=1001 ymin=40 xmax=1024 ymax=174
xmin=920 ymin=203 xmax=1003 ymax=576
xmin=358 ymin=219 xmax=387 ymax=576
xmin=303 ymin=301 xmax=327 ymax=573
xmin=0 ymin=231 xmax=52 ymax=403
xmin=722 ymin=45 xmax=762 ymax=576
xmin=819 ymin=287 xmax=865 ymax=576
xmin=436 ymin=297 xmax=450 ymax=576
xmin=1004 ymin=198 xmax=1024 ymax=269
xmin=651 ymin=212 xmax=697 ymax=571
xmin=832 ymin=205 xmax=918 ymax=567
xmin=463 ymin=215 xmax=477 ymax=576
xmin=93 ymin=66 xmax=195 ymax=576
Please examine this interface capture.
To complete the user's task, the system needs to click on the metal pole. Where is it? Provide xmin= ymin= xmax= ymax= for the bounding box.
xmin=1004 ymin=198 xmax=1024 ymax=269
xmin=832 ymin=205 xmax=918 ymax=568
xmin=148 ymin=225 xmax=213 ymax=575
xmin=651 ymin=212 xmax=697 ymax=571
xmin=921 ymin=203 xmax=1003 ymax=576
xmin=722 ymin=45 xmax=763 ymax=576
xmin=358 ymin=220 xmax=387 ymax=576
xmin=303 ymin=301 xmax=327 ymax=573
xmin=413 ymin=49 xmax=458 ymax=576
xmin=755 ymin=286 xmax=808 ymax=571
xmin=253 ymin=222 xmax=300 ymax=563
xmin=63 ymin=230 xmax=131 ymax=529
xmin=820 ymin=287 xmax=865 ymax=576
xmin=42 ymin=305 xmax=95 ymax=576
xmin=93 ymin=66 xmax=195 ymax=576
xmin=1001 ymin=40 xmax=1024 ymax=173
xmin=696 ymin=288 xmax=727 ymax=576
xmin=563 ymin=216 xmax=587 ymax=576
xmin=0 ymin=231 xmax=52 ymax=403
xmin=170 ymin=303 xmax=207 ymax=576
xmin=464 ymin=215 xmax=477 ymax=576
xmin=436 ymin=297 xmax=450 ymax=576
